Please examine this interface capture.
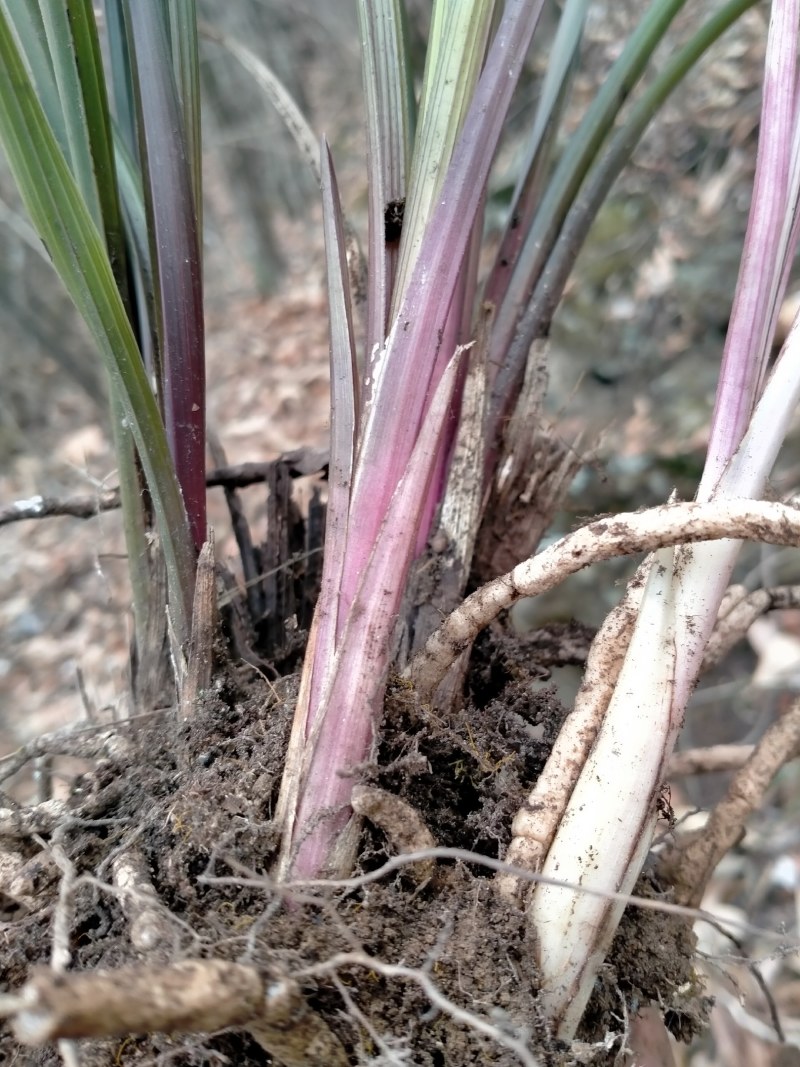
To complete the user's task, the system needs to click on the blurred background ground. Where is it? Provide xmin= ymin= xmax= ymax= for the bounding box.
xmin=1 ymin=2 xmax=800 ymax=1063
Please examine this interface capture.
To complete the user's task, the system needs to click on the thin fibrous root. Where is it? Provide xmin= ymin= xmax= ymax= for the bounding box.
xmin=409 ymin=498 xmax=800 ymax=701
xmin=294 ymin=951 xmax=542 ymax=1067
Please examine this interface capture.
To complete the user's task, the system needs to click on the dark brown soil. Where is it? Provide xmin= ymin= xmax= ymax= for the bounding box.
xmin=0 ymin=622 xmax=704 ymax=1066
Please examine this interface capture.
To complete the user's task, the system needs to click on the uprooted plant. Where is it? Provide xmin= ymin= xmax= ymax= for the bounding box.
xmin=1 ymin=0 xmax=799 ymax=1063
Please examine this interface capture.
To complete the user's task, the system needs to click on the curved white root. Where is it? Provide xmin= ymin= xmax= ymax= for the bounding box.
xmin=528 ymin=547 xmax=679 ymax=1040
xmin=407 ymin=498 xmax=800 ymax=1042
xmin=409 ymin=498 xmax=800 ymax=700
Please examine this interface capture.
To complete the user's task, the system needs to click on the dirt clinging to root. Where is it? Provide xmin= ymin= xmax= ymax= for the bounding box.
xmin=0 ymin=625 xmax=706 ymax=1064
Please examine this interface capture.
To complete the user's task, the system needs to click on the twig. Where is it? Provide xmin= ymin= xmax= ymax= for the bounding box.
xmin=0 ymin=449 xmax=329 ymax=528
xmin=0 ymin=490 xmax=121 ymax=525
xmin=206 ymin=450 xmax=329 ymax=485
xmin=410 ymin=499 xmax=800 ymax=700
xmin=208 ymin=433 xmax=265 ymax=623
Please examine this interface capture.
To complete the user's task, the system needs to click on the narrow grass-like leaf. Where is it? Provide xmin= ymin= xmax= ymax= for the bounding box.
xmin=38 ymin=1 xmax=100 ymax=220
xmin=495 ymin=0 xmax=759 ymax=402
xmin=280 ymin=1 xmax=548 ymax=881
xmin=50 ymin=0 xmax=158 ymax=668
xmin=413 ymin=213 xmax=481 ymax=558
xmin=64 ymin=0 xmax=127 ymax=255
xmin=109 ymin=393 xmax=154 ymax=665
xmin=274 ymin=142 xmax=361 ymax=855
xmin=33 ymin=0 xmax=131 ymax=291
xmin=112 ymin=125 xmax=160 ymax=389
xmin=489 ymin=0 xmax=689 ymax=427
xmin=663 ymin=0 xmax=800 ymax=721
xmin=102 ymin=0 xmax=136 ymax=155
xmin=512 ymin=0 xmax=588 ymax=207
xmin=699 ymin=0 xmax=800 ymax=495
xmin=390 ymin=0 xmax=495 ymax=318
xmin=357 ymin=0 xmax=414 ymax=360
xmin=309 ymin=140 xmax=359 ymax=704
xmin=167 ymin=0 xmax=202 ymax=232
xmin=11 ymin=0 xmax=163 ymax=676
xmin=0 ymin=8 xmax=194 ymax=643
xmin=0 ymin=2 xmax=64 ymax=150
xmin=722 ymin=322 xmax=800 ymax=502
xmin=126 ymin=1 xmax=206 ymax=552
xmin=484 ymin=0 xmax=588 ymax=307
xmin=112 ymin=129 xmax=153 ymax=317
xmin=385 ymin=0 xmax=494 ymax=555
xmin=199 ymin=21 xmax=321 ymax=185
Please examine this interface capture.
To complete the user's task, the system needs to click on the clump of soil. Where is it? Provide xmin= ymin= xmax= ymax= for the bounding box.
xmin=581 ymin=871 xmax=713 ymax=1047
xmin=0 ymin=624 xmax=705 ymax=1065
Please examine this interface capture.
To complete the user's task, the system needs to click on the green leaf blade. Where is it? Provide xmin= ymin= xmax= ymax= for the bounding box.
xmin=0 ymin=7 xmax=194 ymax=641
xmin=126 ymin=1 xmax=207 ymax=552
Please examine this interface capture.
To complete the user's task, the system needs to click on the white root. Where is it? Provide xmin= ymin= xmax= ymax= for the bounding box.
xmin=407 ymin=499 xmax=800 ymax=1039
xmin=496 ymin=557 xmax=647 ymax=898
xmin=528 ymin=547 xmax=680 ymax=1040
xmin=409 ymin=498 xmax=800 ymax=700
